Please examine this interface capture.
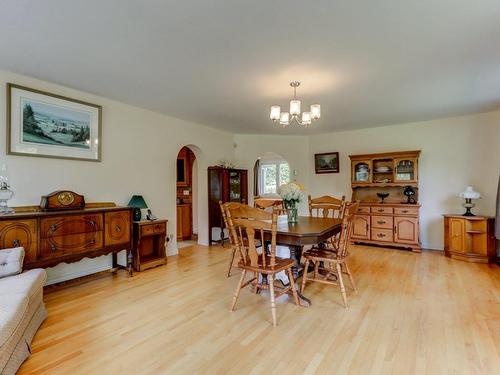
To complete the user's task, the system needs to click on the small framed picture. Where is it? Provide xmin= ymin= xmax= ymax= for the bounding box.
xmin=314 ymin=152 xmax=339 ymax=174
xmin=7 ymin=83 xmax=102 ymax=162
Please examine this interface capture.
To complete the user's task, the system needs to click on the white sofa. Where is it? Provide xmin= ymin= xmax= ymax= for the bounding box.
xmin=0 ymin=248 xmax=47 ymax=375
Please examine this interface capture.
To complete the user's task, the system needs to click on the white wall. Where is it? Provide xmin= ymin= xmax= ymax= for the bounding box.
xmin=0 ymin=69 xmax=234 ymax=283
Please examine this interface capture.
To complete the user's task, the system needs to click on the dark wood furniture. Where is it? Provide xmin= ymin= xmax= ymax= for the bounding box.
xmin=443 ymin=215 xmax=495 ymax=263
xmin=133 ymin=220 xmax=167 ymax=271
xmin=208 ymin=166 xmax=247 ymax=245
xmin=350 ymin=150 xmax=421 ymax=252
xmin=301 ymin=202 xmax=359 ymax=308
xmin=176 ymin=204 xmax=191 ymax=241
xmin=224 ymin=203 xmax=299 ymax=326
xmin=0 ymin=204 xmax=133 ymax=276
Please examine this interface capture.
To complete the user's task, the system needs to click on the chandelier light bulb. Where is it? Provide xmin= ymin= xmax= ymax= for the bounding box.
xmin=279 ymin=112 xmax=290 ymax=126
xmin=301 ymin=112 xmax=312 ymax=125
xmin=270 ymin=106 xmax=281 ymax=121
xmin=290 ymin=100 xmax=301 ymax=116
xmin=311 ymin=104 xmax=321 ymax=120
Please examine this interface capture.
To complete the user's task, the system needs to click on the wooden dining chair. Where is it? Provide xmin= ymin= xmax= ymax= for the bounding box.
xmin=254 ymin=198 xmax=287 ymax=215
xmin=224 ymin=204 xmax=299 ymax=326
xmin=308 ymin=195 xmax=346 ymax=219
xmin=219 ymin=201 xmax=246 ymax=278
xmin=301 ymin=201 xmax=359 ymax=308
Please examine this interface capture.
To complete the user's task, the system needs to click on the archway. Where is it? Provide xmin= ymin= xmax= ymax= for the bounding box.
xmin=176 ymin=146 xmax=198 ymax=248
xmin=253 ymin=151 xmax=291 ymax=198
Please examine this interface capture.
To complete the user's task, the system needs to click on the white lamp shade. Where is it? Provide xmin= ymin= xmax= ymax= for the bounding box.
xmin=310 ymin=104 xmax=321 ymax=120
xmin=270 ymin=106 xmax=281 ymax=121
xmin=301 ymin=112 xmax=311 ymax=125
xmin=459 ymin=186 xmax=480 ymax=199
xmin=290 ymin=100 xmax=301 ymax=115
xmin=279 ymin=112 xmax=290 ymax=125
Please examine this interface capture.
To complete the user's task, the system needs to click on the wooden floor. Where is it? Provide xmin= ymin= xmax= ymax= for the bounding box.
xmin=19 ymin=245 xmax=500 ymax=375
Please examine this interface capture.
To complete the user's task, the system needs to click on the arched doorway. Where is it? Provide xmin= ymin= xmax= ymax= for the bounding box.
xmin=176 ymin=146 xmax=198 ymax=248
xmin=253 ymin=152 xmax=291 ymax=198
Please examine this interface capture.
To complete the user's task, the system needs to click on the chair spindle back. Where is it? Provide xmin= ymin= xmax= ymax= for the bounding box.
xmin=308 ymin=195 xmax=346 ymax=219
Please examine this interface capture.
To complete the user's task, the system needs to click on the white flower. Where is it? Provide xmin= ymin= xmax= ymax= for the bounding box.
xmin=279 ymin=182 xmax=303 ymax=204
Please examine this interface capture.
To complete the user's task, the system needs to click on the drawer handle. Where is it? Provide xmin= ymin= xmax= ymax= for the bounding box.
xmin=90 ymin=239 xmax=96 ymax=244
xmin=376 ymin=220 xmax=386 ymax=225
xmin=377 ymin=209 xmax=384 ymax=212
xmin=376 ymin=233 xmax=386 ymax=238
xmin=51 ymin=244 xmax=57 ymax=252
xmin=13 ymin=239 xmax=20 ymax=247
xmin=90 ymin=220 xmax=96 ymax=227
xmin=402 ymin=210 xmax=408 ymax=213
xmin=115 ymin=225 xmax=121 ymax=232
xmin=50 ymin=224 xmax=57 ymax=232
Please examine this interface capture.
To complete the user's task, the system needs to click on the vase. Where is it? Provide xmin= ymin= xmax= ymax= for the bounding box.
xmin=287 ymin=207 xmax=298 ymax=223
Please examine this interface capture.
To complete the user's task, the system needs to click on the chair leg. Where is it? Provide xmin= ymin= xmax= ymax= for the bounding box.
xmin=226 ymin=248 xmax=236 ymax=278
xmin=313 ymin=261 xmax=319 ymax=279
xmin=336 ymin=263 xmax=348 ymax=308
xmin=269 ymin=274 xmax=277 ymax=326
xmin=287 ymin=268 xmax=300 ymax=306
xmin=344 ymin=263 xmax=357 ymax=293
xmin=301 ymin=259 xmax=310 ymax=293
xmin=230 ymin=270 xmax=246 ymax=311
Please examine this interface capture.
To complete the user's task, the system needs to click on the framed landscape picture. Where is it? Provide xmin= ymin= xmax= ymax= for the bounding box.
xmin=7 ymin=83 xmax=102 ymax=162
xmin=314 ymin=152 xmax=339 ymax=173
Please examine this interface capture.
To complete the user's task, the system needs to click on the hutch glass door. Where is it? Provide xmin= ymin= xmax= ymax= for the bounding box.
xmin=229 ymin=171 xmax=242 ymax=202
xmin=352 ymin=161 xmax=372 ymax=183
xmin=394 ymin=158 xmax=417 ymax=183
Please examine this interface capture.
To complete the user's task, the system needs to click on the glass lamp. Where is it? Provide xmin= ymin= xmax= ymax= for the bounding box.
xmin=459 ymin=186 xmax=480 ymax=216
xmin=289 ymin=100 xmax=301 ymax=116
xmin=270 ymin=106 xmax=281 ymax=121
xmin=128 ymin=195 xmax=148 ymax=221
xmin=279 ymin=112 xmax=290 ymax=126
xmin=311 ymin=104 xmax=321 ymax=120
xmin=0 ymin=165 xmax=15 ymax=214
xmin=301 ymin=112 xmax=312 ymax=126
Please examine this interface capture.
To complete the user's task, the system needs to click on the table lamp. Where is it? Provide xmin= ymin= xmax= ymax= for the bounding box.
xmin=128 ymin=195 xmax=148 ymax=221
xmin=459 ymin=186 xmax=480 ymax=216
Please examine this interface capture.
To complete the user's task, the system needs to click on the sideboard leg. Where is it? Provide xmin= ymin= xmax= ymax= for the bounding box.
xmin=127 ymin=248 xmax=133 ymax=276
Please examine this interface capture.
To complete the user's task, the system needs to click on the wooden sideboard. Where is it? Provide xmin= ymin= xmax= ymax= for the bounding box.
xmin=0 ymin=205 xmax=133 ymax=275
xmin=443 ymin=215 xmax=495 ymax=263
xmin=351 ymin=203 xmax=421 ymax=252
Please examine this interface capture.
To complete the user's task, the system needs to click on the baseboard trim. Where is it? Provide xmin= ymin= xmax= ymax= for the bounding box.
xmin=45 ymin=264 xmax=113 ymax=286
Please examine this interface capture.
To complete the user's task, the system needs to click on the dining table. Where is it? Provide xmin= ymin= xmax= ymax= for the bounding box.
xmin=263 ymin=215 xmax=343 ymax=306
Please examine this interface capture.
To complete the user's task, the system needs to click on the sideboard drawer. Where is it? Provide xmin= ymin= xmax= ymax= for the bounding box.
xmin=105 ymin=211 xmax=131 ymax=246
xmin=371 ymin=215 xmax=393 ymax=229
xmin=394 ymin=207 xmax=418 ymax=216
xmin=372 ymin=206 xmax=393 ymax=215
xmin=357 ymin=206 xmax=370 ymax=214
xmin=41 ymin=231 xmax=103 ymax=258
xmin=40 ymin=214 xmax=103 ymax=238
xmin=0 ymin=220 xmax=38 ymax=263
xmin=371 ymin=228 xmax=393 ymax=242
xmin=140 ymin=224 xmax=155 ymax=237
xmin=153 ymin=222 xmax=166 ymax=234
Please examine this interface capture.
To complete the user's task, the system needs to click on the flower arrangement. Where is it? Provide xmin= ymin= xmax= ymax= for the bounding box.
xmin=278 ymin=182 xmax=303 ymax=223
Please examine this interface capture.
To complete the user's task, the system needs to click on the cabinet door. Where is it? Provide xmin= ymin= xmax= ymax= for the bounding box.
xmin=351 ymin=160 xmax=372 ymax=184
xmin=394 ymin=158 xmax=418 ymax=183
xmin=394 ymin=216 xmax=419 ymax=244
xmin=0 ymin=220 xmax=38 ymax=264
xmin=176 ymin=206 xmax=183 ymax=240
xmin=449 ymin=218 xmax=465 ymax=253
xmin=105 ymin=210 xmax=131 ymax=246
xmin=352 ymin=215 xmax=370 ymax=239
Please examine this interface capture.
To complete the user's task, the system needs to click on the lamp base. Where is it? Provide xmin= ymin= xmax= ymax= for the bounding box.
xmin=462 ymin=199 xmax=475 ymax=217
xmin=463 ymin=209 xmax=475 ymax=217
xmin=133 ymin=208 xmax=142 ymax=221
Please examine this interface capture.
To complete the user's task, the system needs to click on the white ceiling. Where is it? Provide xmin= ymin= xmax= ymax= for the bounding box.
xmin=1 ymin=0 xmax=499 ymax=134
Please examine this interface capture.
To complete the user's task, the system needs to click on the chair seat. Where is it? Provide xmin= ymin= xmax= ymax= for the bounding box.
xmin=239 ymin=256 xmax=294 ymax=274
xmin=303 ymin=247 xmax=345 ymax=262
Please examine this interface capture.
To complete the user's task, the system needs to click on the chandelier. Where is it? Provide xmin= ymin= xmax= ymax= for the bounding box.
xmin=269 ymin=81 xmax=321 ymax=127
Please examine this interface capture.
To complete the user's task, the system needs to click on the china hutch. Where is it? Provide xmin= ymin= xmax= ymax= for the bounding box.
xmin=349 ymin=150 xmax=421 ymax=252
xmin=207 ymin=166 xmax=247 ymax=245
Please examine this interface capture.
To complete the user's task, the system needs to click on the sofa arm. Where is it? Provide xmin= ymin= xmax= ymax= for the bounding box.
xmin=0 ymin=247 xmax=25 ymax=278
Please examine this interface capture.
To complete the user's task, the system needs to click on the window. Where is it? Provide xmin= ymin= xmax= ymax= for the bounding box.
xmin=259 ymin=161 xmax=290 ymax=195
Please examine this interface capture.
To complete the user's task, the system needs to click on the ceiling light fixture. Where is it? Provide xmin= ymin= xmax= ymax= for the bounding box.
xmin=270 ymin=81 xmax=321 ymax=127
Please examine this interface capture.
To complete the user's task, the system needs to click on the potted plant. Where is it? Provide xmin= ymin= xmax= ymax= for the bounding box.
xmin=278 ymin=182 xmax=302 ymax=223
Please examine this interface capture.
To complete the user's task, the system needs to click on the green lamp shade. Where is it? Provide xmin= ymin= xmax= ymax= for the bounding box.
xmin=128 ymin=195 xmax=148 ymax=221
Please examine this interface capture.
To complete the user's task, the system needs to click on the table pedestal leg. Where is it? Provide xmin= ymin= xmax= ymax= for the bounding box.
xmin=290 ymin=245 xmax=311 ymax=307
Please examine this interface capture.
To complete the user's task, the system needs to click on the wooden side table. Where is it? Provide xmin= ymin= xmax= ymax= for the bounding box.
xmin=133 ymin=220 xmax=168 ymax=271
xmin=443 ymin=214 xmax=495 ymax=263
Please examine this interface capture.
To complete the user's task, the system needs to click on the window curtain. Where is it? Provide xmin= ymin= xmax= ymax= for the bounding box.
xmin=253 ymin=159 xmax=260 ymax=197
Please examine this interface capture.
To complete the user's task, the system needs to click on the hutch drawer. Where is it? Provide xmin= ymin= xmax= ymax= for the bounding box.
xmin=357 ymin=206 xmax=370 ymax=214
xmin=372 ymin=206 xmax=393 ymax=215
xmin=394 ymin=207 xmax=418 ymax=216
xmin=371 ymin=215 xmax=393 ymax=229
xmin=371 ymin=228 xmax=393 ymax=242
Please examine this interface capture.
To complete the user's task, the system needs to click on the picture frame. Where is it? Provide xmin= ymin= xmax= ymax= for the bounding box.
xmin=7 ymin=83 xmax=102 ymax=162
xmin=314 ymin=152 xmax=339 ymax=174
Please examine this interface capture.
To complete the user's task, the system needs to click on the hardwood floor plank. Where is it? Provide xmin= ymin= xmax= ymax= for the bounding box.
xmin=18 ymin=244 xmax=500 ymax=375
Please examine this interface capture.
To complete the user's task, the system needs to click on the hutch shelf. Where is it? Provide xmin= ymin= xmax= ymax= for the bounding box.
xmin=349 ymin=150 xmax=421 ymax=252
